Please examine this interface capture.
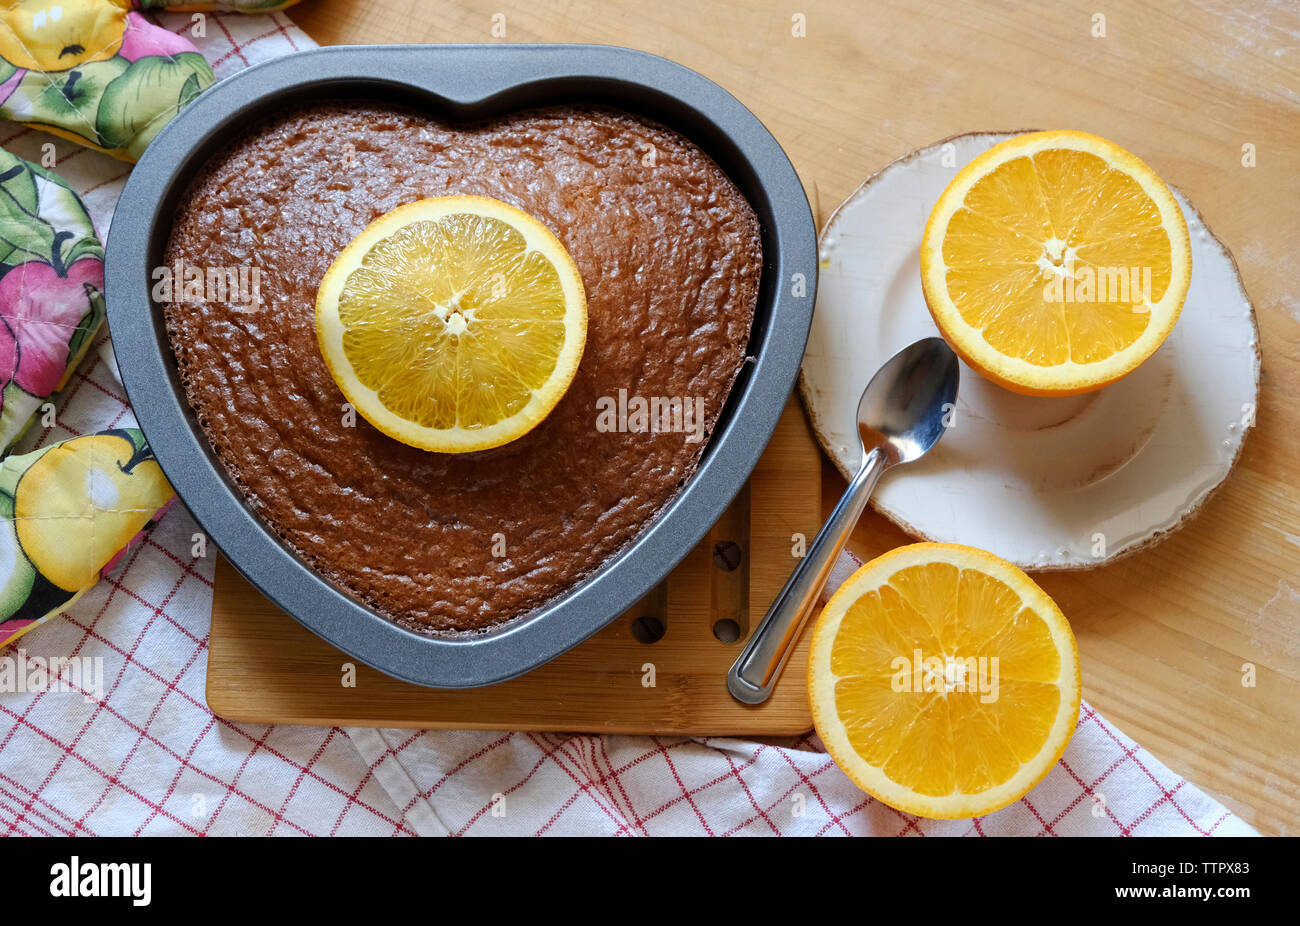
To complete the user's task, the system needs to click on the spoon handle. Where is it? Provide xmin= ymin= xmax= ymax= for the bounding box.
xmin=726 ymin=446 xmax=887 ymax=704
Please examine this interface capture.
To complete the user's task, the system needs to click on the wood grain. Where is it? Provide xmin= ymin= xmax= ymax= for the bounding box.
xmin=208 ymin=399 xmax=823 ymax=735
xmin=274 ymin=0 xmax=1299 ymax=834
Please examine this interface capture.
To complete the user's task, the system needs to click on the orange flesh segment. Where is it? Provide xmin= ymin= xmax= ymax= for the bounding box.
xmin=338 ymin=214 xmax=568 ymax=430
xmin=829 ymin=561 xmax=1064 ymax=797
xmin=941 ymin=150 xmax=1173 ymax=368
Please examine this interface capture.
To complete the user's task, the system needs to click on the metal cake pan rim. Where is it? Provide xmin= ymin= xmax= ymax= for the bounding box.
xmin=106 ymin=43 xmax=817 ymax=689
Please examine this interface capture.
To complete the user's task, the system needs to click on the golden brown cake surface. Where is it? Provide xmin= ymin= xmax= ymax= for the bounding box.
xmin=163 ymin=102 xmax=761 ymax=633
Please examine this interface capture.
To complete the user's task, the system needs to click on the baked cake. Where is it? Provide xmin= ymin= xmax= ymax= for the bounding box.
xmin=162 ymin=102 xmax=762 ymax=633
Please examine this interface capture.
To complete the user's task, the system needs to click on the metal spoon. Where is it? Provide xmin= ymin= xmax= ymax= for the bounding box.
xmin=726 ymin=337 xmax=960 ymax=704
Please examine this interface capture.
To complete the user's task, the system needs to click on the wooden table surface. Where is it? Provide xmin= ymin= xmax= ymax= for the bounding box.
xmin=289 ymin=0 xmax=1300 ymax=835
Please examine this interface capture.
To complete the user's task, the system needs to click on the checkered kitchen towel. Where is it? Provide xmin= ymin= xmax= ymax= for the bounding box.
xmin=0 ymin=10 xmax=1258 ymax=837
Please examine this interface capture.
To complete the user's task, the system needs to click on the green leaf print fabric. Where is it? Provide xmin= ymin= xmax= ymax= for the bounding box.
xmin=0 ymin=1 xmax=221 ymax=161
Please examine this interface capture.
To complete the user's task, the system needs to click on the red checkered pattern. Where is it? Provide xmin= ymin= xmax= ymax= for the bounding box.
xmin=344 ymin=706 xmax=1254 ymax=836
xmin=0 ymin=10 xmax=1258 ymax=837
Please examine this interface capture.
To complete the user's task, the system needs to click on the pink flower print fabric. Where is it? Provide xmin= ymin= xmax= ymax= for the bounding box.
xmin=0 ymin=148 xmax=105 ymax=454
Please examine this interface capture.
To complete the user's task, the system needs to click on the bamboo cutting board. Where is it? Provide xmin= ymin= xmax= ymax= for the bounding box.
xmin=206 ymin=398 xmax=823 ymax=734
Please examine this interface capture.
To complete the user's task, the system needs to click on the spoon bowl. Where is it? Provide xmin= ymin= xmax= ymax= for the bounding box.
xmin=858 ymin=336 xmax=961 ymax=466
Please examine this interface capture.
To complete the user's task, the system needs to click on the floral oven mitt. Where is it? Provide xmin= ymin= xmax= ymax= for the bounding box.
xmin=0 ymin=0 xmax=300 ymax=162
xmin=0 ymin=3 xmax=299 ymax=648
xmin=0 ymin=150 xmax=175 ymax=648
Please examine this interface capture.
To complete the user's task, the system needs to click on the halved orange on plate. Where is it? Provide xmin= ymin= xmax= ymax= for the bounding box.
xmin=921 ymin=130 xmax=1191 ymax=396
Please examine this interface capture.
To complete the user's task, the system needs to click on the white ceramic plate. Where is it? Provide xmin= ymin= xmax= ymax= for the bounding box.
xmin=801 ymin=132 xmax=1261 ymax=571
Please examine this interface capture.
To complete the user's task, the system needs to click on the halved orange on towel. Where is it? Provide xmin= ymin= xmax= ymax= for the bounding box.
xmin=921 ymin=131 xmax=1191 ymax=396
xmin=316 ymin=195 xmax=587 ymax=453
xmin=808 ymin=543 xmax=1081 ymax=819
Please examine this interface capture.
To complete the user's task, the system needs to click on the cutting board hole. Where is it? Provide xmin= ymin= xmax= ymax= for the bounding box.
xmin=630 ymin=615 xmax=666 ymax=644
xmin=713 ymin=540 xmax=743 ymax=571
xmin=712 ymin=618 xmax=741 ymax=643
